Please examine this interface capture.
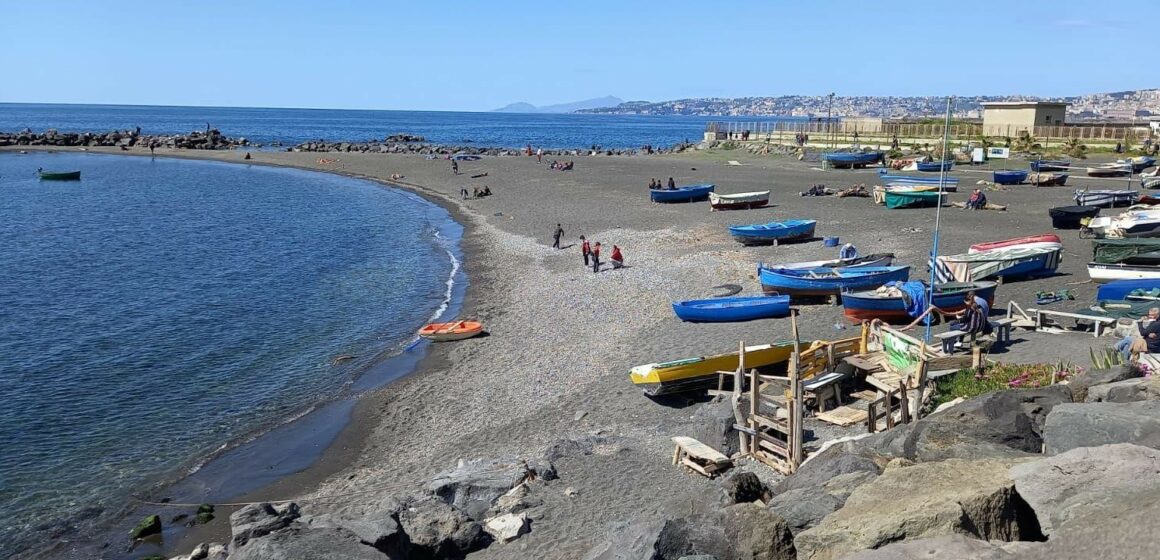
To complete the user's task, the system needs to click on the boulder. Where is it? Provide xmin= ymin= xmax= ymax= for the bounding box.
xmin=229 ymin=502 xmax=300 ymax=548
xmin=301 ymin=495 xmax=405 ymax=555
xmin=487 ymin=483 xmax=542 ymax=517
xmin=687 ymin=398 xmax=742 ymax=458
xmin=484 ymin=512 xmax=529 ymax=543
xmin=841 ymin=534 xmax=1018 ymax=559
xmin=721 ymin=471 xmax=768 ymax=504
xmin=397 ymin=496 xmax=490 ymax=558
xmin=1009 ymin=443 xmax=1160 ymax=535
xmin=1014 ymin=487 xmax=1160 ymax=560
xmin=428 ymin=458 xmax=532 ymax=521
xmin=794 ymin=458 xmax=1042 ymax=560
xmin=1084 ymin=376 xmax=1160 ymax=403
xmin=1065 ymin=365 xmax=1139 ymax=401
xmin=717 ymin=503 xmax=796 ymax=560
xmin=1043 ymin=401 xmax=1160 ymax=454
xmin=583 ymin=505 xmax=795 ymax=560
xmin=582 ymin=518 xmax=671 ymax=560
xmin=766 ymin=487 xmax=841 ymax=533
xmin=773 ymin=450 xmax=880 ymax=493
xmin=130 ymin=514 xmax=162 ymax=539
xmin=229 ymin=525 xmax=384 ymax=560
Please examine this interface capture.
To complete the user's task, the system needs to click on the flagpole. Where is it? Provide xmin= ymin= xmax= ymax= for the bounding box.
xmin=925 ymin=96 xmax=954 ymax=343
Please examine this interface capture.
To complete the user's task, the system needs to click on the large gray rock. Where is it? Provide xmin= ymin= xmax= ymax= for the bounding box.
xmin=428 ymin=458 xmax=532 ymax=521
xmin=721 ymin=471 xmax=768 ymax=504
xmin=794 ymin=458 xmax=1041 ymax=560
xmin=581 ymin=518 xmax=677 ymax=560
xmin=774 ymin=450 xmax=881 ymax=493
xmin=229 ymin=503 xmax=300 ymax=548
xmin=688 ymin=398 xmax=741 ymax=458
xmin=1084 ymin=376 xmax=1160 ymax=403
xmin=840 ymin=534 xmax=1018 ymax=559
xmin=1065 ymin=365 xmax=1140 ymax=401
xmin=583 ymin=504 xmax=794 ymax=560
xmin=1043 ymin=401 xmax=1160 ymax=454
xmin=1015 ymin=487 xmax=1160 ymax=560
xmin=397 ymin=496 xmax=490 ymax=558
xmin=1009 ymin=443 xmax=1160 ymax=535
xmin=767 ymin=471 xmax=877 ymax=533
xmin=717 ymin=503 xmax=796 ymax=560
xmin=301 ymin=496 xmax=405 ymax=555
xmin=229 ymin=525 xmax=384 ymax=560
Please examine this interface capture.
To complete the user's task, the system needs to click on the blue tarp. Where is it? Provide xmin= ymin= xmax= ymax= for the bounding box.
xmin=884 ymin=281 xmax=928 ymax=318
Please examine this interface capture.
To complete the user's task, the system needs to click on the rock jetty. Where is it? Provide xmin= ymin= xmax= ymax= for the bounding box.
xmin=0 ymin=128 xmax=249 ymax=149
xmin=291 ymin=137 xmax=694 ymax=156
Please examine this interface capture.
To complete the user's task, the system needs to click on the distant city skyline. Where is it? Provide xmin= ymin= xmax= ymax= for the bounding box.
xmin=1 ymin=1 xmax=1154 ymax=111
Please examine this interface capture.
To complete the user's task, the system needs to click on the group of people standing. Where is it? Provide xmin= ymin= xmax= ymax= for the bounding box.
xmin=648 ymin=177 xmax=677 ymax=190
xmin=553 ymin=224 xmax=624 ymax=273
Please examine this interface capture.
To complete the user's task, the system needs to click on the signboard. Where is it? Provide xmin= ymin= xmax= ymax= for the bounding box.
xmin=987 ymin=147 xmax=1010 ymax=159
xmin=972 ymin=148 xmax=985 ymax=163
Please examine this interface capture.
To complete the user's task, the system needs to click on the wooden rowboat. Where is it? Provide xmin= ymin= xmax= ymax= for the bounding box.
xmin=650 ymin=184 xmax=715 ymax=203
xmin=418 ymin=320 xmax=483 ymax=342
xmin=38 ymin=170 xmax=81 ymax=181
xmin=630 ymin=341 xmax=799 ymax=395
xmin=708 ymin=190 xmax=770 ymax=210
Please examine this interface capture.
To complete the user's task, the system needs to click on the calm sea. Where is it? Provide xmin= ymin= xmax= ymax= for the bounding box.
xmin=0 ymin=152 xmax=460 ymax=558
xmin=0 ymin=103 xmax=805 ymax=149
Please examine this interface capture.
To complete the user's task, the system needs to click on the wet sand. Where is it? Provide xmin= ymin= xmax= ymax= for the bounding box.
xmin=8 ymin=145 xmax=1138 ymax=558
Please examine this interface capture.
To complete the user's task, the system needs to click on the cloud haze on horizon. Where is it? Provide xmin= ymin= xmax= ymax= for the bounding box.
xmin=1 ymin=0 xmax=1155 ymax=111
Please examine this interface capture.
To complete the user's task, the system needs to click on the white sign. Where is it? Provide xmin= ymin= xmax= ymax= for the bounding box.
xmin=987 ymin=147 xmax=1010 ymax=159
xmin=972 ymin=148 xmax=985 ymax=163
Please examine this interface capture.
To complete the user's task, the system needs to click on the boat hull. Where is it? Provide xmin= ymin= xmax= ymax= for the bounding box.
xmin=780 ymin=253 xmax=894 ymax=270
xmin=1049 ymin=205 xmax=1100 ymax=229
xmin=672 ymin=295 xmax=790 ymax=322
xmin=758 ymin=265 xmax=911 ymax=296
xmin=1030 ymin=160 xmax=1071 ymax=172
xmin=824 ymin=152 xmax=882 ymax=168
xmin=418 ymin=321 xmax=484 ymax=342
xmin=993 ymin=170 xmax=1029 ymax=185
xmin=38 ymin=171 xmax=81 ymax=180
xmin=1097 ymin=279 xmax=1160 ymax=301
xmin=916 ymin=161 xmax=953 ymax=172
xmin=884 ymin=191 xmax=944 ymax=209
xmin=709 ymin=190 xmax=770 ymax=210
xmin=841 ymin=281 xmax=997 ymax=323
xmin=1075 ymin=190 xmax=1138 ymax=208
xmin=1030 ymin=172 xmax=1068 ymax=186
xmin=933 ymin=247 xmax=1061 ymax=283
xmin=1088 ymin=263 xmax=1160 ymax=283
xmin=630 ymin=342 xmax=797 ymax=396
xmin=729 ymin=219 xmax=817 ymax=246
xmin=969 ymin=234 xmax=1062 ymax=253
xmin=650 ymin=184 xmax=715 ymax=203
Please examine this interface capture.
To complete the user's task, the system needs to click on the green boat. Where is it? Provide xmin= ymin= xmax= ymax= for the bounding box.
xmin=884 ymin=190 xmax=943 ymax=209
xmin=38 ymin=170 xmax=81 ymax=181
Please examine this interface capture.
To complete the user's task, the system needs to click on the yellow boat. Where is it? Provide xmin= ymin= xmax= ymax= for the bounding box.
xmin=630 ymin=341 xmax=800 ymax=396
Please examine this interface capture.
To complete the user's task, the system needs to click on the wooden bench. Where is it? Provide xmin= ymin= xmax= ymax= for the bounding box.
xmin=991 ymin=317 xmax=1016 ymax=343
xmin=1028 ymin=308 xmax=1116 ymax=338
xmin=936 ymin=329 xmax=969 ymax=354
xmin=803 ymin=371 xmax=845 ymax=411
xmin=671 ymin=436 xmax=732 ymax=478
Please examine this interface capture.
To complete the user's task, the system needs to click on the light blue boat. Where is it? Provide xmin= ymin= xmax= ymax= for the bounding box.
xmin=757 ymin=265 xmax=911 ymax=296
xmin=728 ymin=219 xmax=817 ymax=246
xmin=823 ymin=152 xmax=883 ymax=168
xmin=650 ymin=184 xmax=715 ymax=203
xmin=672 ymin=295 xmax=791 ymax=322
xmin=877 ymin=171 xmax=959 ymax=190
xmin=916 ymin=160 xmax=954 ymax=172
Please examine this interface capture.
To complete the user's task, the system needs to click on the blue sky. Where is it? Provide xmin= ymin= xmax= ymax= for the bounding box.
xmin=1 ymin=1 xmax=1154 ymax=111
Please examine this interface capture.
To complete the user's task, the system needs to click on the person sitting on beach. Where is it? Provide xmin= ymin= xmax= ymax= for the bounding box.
xmin=966 ymin=189 xmax=987 ymax=210
xmin=610 ymin=245 xmax=624 ymax=269
xmin=840 ymin=243 xmax=858 ymax=260
xmin=1115 ymin=307 xmax=1160 ymax=359
xmin=472 ymin=187 xmax=481 ymax=198
xmin=564 ymin=161 xmax=574 ymax=171
xmin=648 ymin=178 xmax=657 ymax=190
xmin=390 ymin=173 xmax=405 ymax=181
xmin=667 ymin=177 xmax=677 ymax=190
xmin=950 ymin=295 xmax=991 ymax=339
xmin=481 ymin=186 xmax=492 ymax=196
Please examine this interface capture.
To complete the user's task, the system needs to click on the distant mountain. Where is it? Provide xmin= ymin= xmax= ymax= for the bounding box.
xmin=493 ymin=96 xmax=624 ymax=114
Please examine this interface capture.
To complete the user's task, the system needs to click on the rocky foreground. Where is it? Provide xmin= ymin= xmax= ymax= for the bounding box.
xmin=160 ymin=364 xmax=1160 ymax=560
xmin=0 ymin=128 xmax=249 ymax=150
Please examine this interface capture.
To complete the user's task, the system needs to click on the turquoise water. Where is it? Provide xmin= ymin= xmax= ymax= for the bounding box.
xmin=0 ymin=153 xmax=459 ymax=557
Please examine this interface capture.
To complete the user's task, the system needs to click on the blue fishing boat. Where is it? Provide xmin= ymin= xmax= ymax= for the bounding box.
xmin=823 ymin=152 xmax=883 ymax=168
xmin=1030 ymin=159 xmax=1071 ymax=172
xmin=1097 ymin=279 xmax=1160 ymax=302
xmin=672 ymin=295 xmax=791 ymax=322
xmin=841 ymin=280 xmax=997 ymax=323
xmin=876 ymin=172 xmax=960 ymax=190
xmin=729 ymin=219 xmax=816 ymax=246
xmin=650 ymin=184 xmax=715 ymax=203
xmin=993 ymin=170 xmax=1029 ymax=185
xmin=916 ymin=160 xmax=953 ymax=172
xmin=1123 ymin=156 xmax=1157 ymax=173
xmin=757 ymin=265 xmax=910 ymax=296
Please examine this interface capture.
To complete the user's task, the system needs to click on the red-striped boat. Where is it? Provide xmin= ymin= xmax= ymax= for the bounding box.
xmin=968 ymin=234 xmax=1062 ymax=254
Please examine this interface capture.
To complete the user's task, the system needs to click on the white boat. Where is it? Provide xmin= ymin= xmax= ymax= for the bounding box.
xmin=1085 ymin=208 xmax=1160 ymax=238
xmin=1087 ymin=262 xmax=1160 ymax=283
xmin=1087 ymin=163 xmax=1132 ymax=177
xmin=1074 ymin=189 xmax=1139 ymax=208
xmin=779 ymin=253 xmax=894 ymax=270
xmin=708 ymin=190 xmax=770 ymax=210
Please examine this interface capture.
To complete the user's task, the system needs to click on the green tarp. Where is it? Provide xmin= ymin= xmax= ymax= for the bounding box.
xmin=1091 ymin=239 xmax=1160 ymax=264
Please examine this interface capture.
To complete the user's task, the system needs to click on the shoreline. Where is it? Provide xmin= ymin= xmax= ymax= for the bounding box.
xmin=2 ymin=148 xmax=479 ymax=560
xmin=8 ymin=144 xmax=1144 ymax=559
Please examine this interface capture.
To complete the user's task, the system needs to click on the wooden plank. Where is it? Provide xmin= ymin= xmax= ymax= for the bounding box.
xmin=671 ymin=436 xmax=730 ymax=463
xmin=751 ymin=413 xmax=790 ymax=433
xmin=850 ymin=389 xmax=878 ymax=401
xmin=815 ymin=406 xmax=869 ymax=427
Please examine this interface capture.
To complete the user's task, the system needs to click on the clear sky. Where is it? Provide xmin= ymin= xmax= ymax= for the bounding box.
xmin=1 ymin=0 xmax=1154 ymax=111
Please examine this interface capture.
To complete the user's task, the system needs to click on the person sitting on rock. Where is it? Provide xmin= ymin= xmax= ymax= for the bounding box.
xmin=966 ymin=189 xmax=987 ymax=210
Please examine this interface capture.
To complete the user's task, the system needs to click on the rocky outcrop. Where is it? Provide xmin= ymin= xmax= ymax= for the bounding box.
xmin=1083 ymin=376 xmax=1160 ymax=403
xmin=130 ymin=514 xmax=162 ymax=539
xmin=290 ymin=137 xmax=693 ymax=156
xmin=1064 ymin=365 xmax=1140 ymax=401
xmin=840 ymin=534 xmax=1022 ymax=559
xmin=1009 ymin=443 xmax=1160 ymax=536
xmin=774 ymin=450 xmax=881 ymax=493
xmin=767 ymin=471 xmax=877 ymax=533
xmin=228 ymin=525 xmax=385 ymax=560
xmin=1043 ymin=401 xmax=1160 ymax=454
xmin=428 ymin=458 xmax=537 ymax=521
xmin=229 ymin=503 xmax=300 ymax=547
xmin=687 ymin=398 xmax=742 ymax=458
xmin=720 ymin=471 xmax=769 ymax=504
xmin=1013 ymin=486 xmax=1160 ymax=560
xmin=397 ymin=496 xmax=490 ymax=558
xmin=483 ymin=512 xmax=529 ymax=543
xmin=793 ymin=458 xmax=1042 ymax=560
xmin=583 ymin=503 xmax=795 ymax=560
xmin=300 ymin=496 xmax=406 ymax=555
xmin=0 ymin=128 xmax=248 ymax=149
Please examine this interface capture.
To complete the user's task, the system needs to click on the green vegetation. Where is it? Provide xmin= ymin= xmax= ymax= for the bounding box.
xmin=1090 ymin=347 xmax=1126 ymax=369
xmin=1012 ymin=131 xmax=1041 ymax=153
xmin=933 ymin=362 xmax=1081 ymax=406
xmin=1060 ymin=137 xmax=1088 ymax=159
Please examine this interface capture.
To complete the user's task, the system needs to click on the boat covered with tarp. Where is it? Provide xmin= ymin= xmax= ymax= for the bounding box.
xmin=884 ymin=190 xmax=945 ymax=209
xmin=1074 ymin=189 xmax=1138 ymax=208
xmin=1084 ymin=208 xmax=1160 ymax=239
xmin=1086 ymin=238 xmax=1160 ymax=283
xmin=1029 ymin=172 xmax=1069 ymax=186
xmin=841 ymin=280 xmax=997 ymax=323
xmin=931 ymin=246 xmax=1062 ymax=283
xmin=1049 ymin=205 xmax=1100 ymax=229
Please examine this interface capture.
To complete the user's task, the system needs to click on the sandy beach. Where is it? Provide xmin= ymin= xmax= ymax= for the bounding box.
xmin=12 ymin=144 xmax=1141 ymax=559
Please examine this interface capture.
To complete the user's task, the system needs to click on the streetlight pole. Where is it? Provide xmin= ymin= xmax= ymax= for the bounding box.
xmin=827 ymin=92 xmax=835 ymax=150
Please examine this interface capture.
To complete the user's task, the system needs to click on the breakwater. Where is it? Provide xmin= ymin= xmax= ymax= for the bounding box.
xmin=0 ymin=128 xmax=248 ymax=149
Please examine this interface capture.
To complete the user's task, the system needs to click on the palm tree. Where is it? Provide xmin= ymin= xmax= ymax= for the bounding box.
xmin=1012 ymin=131 xmax=1041 ymax=153
xmin=1061 ymin=137 xmax=1087 ymax=159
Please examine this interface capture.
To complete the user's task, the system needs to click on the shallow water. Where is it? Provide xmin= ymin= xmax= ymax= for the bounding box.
xmin=0 ymin=153 xmax=458 ymax=557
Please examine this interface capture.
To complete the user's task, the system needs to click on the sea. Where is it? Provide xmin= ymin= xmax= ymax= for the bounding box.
xmin=0 ymin=103 xmax=806 ymax=149
xmin=0 ymin=104 xmax=804 ymax=559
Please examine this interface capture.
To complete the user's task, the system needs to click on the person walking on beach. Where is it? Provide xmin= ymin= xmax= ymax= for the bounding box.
xmin=591 ymin=242 xmax=602 ymax=273
xmin=536 ymin=147 xmax=543 ymax=163
xmin=451 ymin=159 xmax=459 ymax=175
xmin=610 ymin=245 xmax=624 ymax=269
xmin=581 ymin=235 xmax=591 ymax=266
xmin=552 ymin=223 xmax=564 ymax=249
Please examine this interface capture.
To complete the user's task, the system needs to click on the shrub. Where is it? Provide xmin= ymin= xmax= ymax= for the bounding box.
xmin=933 ymin=362 xmax=1081 ymax=406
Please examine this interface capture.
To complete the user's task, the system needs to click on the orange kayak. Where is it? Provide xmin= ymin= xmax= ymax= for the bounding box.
xmin=418 ymin=320 xmax=483 ymax=342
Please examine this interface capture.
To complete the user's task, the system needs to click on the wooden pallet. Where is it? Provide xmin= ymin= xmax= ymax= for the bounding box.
xmin=671 ymin=436 xmax=732 ymax=478
xmin=815 ymin=406 xmax=869 ymax=427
